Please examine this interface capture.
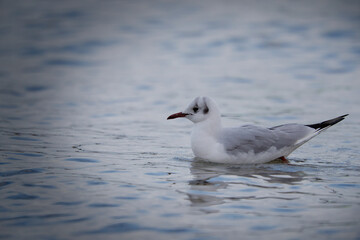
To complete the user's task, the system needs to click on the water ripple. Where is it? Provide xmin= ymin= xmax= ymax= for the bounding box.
xmin=23 ymin=183 xmax=56 ymax=189
xmin=0 ymin=181 xmax=12 ymax=188
xmin=10 ymin=136 xmax=39 ymax=141
xmin=78 ymin=222 xmax=193 ymax=235
xmin=7 ymin=193 xmax=39 ymax=200
xmin=65 ymin=158 xmax=99 ymax=163
xmin=54 ymin=201 xmax=84 ymax=206
xmin=0 ymin=169 xmax=43 ymax=177
xmin=88 ymin=203 xmax=120 ymax=208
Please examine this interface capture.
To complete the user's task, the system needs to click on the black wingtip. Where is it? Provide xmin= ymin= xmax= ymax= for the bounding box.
xmin=306 ymin=114 xmax=349 ymax=130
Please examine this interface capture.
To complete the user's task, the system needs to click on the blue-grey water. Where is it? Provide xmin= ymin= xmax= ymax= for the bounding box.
xmin=0 ymin=1 xmax=360 ymax=239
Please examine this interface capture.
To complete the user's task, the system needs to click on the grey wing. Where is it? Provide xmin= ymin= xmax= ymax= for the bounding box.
xmin=221 ymin=125 xmax=278 ymax=154
xmin=269 ymin=123 xmax=314 ymax=148
xmin=221 ymin=124 xmax=313 ymax=155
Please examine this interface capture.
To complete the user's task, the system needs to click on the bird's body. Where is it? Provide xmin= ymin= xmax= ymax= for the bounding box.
xmin=167 ymin=96 xmax=348 ymax=164
xmin=192 ymin=123 xmax=314 ymax=164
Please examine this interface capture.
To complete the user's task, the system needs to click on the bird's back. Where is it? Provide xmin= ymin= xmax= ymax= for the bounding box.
xmin=220 ymin=124 xmax=313 ymax=156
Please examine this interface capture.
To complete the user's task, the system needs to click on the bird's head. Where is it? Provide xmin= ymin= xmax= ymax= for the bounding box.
xmin=167 ymin=96 xmax=220 ymax=124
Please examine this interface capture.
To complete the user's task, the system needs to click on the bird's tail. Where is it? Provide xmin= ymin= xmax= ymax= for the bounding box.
xmin=292 ymin=114 xmax=348 ymax=149
xmin=306 ymin=114 xmax=348 ymax=132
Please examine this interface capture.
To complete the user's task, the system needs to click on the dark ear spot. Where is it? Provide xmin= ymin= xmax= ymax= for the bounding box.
xmin=203 ymin=105 xmax=209 ymax=114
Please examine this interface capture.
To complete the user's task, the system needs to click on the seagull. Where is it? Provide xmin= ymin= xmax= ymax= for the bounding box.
xmin=167 ymin=96 xmax=348 ymax=164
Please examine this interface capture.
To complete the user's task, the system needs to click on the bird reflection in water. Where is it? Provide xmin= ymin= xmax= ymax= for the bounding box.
xmin=187 ymin=159 xmax=308 ymax=207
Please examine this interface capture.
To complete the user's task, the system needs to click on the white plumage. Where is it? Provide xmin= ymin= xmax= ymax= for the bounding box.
xmin=167 ymin=96 xmax=348 ymax=164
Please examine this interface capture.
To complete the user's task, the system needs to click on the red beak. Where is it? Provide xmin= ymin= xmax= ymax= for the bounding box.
xmin=167 ymin=112 xmax=188 ymax=120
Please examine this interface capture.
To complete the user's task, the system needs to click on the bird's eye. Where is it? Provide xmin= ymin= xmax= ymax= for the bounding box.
xmin=193 ymin=107 xmax=199 ymax=113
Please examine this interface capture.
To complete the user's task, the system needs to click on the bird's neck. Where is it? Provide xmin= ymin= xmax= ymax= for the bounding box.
xmin=191 ymin=115 xmax=222 ymax=159
xmin=193 ymin=115 xmax=222 ymax=137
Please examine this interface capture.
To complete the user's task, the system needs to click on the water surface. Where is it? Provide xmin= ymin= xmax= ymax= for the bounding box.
xmin=0 ymin=0 xmax=359 ymax=239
